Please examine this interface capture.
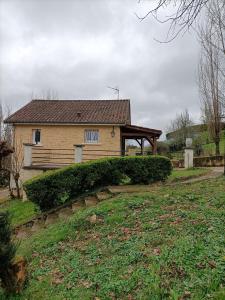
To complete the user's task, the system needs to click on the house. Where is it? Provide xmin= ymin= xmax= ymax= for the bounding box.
xmin=5 ymin=99 xmax=162 ymax=188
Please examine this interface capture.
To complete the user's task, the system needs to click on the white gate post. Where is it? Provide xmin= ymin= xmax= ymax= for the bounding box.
xmin=184 ymin=138 xmax=194 ymax=169
xmin=23 ymin=143 xmax=33 ymax=167
xmin=74 ymin=145 xmax=84 ymax=163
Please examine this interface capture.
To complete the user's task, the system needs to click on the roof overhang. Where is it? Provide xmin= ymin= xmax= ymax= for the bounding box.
xmin=121 ymin=124 xmax=162 ymax=139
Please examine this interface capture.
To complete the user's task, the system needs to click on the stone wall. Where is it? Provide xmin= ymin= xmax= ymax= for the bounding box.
xmin=194 ymin=155 xmax=224 ymax=167
xmin=172 ymin=155 xmax=224 ymax=168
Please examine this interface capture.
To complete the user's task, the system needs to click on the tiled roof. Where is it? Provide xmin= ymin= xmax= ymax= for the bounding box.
xmin=5 ymin=99 xmax=131 ymax=125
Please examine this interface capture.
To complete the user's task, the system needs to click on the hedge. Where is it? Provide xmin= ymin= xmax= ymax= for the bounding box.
xmin=23 ymin=156 xmax=172 ymax=211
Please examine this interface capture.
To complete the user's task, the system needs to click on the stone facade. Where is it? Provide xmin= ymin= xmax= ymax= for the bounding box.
xmin=14 ymin=124 xmax=121 ymax=164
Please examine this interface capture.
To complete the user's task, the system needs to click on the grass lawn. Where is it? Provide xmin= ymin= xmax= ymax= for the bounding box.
xmin=0 ymin=199 xmax=38 ymax=227
xmin=168 ymin=168 xmax=210 ymax=183
xmin=1 ymin=176 xmax=224 ymax=299
xmin=202 ymin=138 xmax=225 ymax=156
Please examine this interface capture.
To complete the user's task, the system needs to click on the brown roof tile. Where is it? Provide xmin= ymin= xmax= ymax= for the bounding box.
xmin=5 ymin=99 xmax=131 ymax=125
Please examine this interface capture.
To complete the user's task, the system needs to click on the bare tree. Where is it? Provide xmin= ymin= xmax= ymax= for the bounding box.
xmin=198 ymin=15 xmax=224 ymax=156
xmin=206 ymin=0 xmax=225 ymax=57
xmin=9 ymin=139 xmax=24 ymax=199
xmin=0 ymin=102 xmax=13 ymax=143
xmin=31 ymin=89 xmax=59 ymax=100
xmin=0 ymin=101 xmax=3 ymax=139
xmin=136 ymin=0 xmax=208 ymax=41
xmin=167 ymin=109 xmax=194 ymax=149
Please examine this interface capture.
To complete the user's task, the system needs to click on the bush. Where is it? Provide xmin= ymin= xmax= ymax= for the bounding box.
xmin=0 ymin=169 xmax=10 ymax=187
xmin=24 ymin=156 xmax=172 ymax=211
xmin=0 ymin=212 xmax=17 ymax=294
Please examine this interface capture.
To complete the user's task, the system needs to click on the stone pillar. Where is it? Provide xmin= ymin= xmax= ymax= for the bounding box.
xmin=184 ymin=138 xmax=194 ymax=169
xmin=74 ymin=145 xmax=84 ymax=163
xmin=184 ymin=148 xmax=194 ymax=168
xmin=23 ymin=143 xmax=33 ymax=167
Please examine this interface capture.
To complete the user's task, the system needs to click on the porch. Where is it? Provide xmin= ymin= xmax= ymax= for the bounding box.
xmin=121 ymin=125 xmax=162 ymax=156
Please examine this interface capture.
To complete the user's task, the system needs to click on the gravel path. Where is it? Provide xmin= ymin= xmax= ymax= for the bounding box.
xmin=180 ymin=167 xmax=224 ymax=184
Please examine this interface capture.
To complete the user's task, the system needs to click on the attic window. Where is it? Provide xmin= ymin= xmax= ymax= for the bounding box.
xmin=32 ymin=129 xmax=41 ymax=145
xmin=85 ymin=129 xmax=99 ymax=144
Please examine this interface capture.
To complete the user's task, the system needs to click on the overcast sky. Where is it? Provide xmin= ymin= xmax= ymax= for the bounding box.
xmin=0 ymin=0 xmax=201 ymax=136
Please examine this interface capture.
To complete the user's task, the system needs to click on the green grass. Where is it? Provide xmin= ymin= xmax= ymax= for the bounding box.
xmin=168 ymin=168 xmax=210 ymax=182
xmin=202 ymin=138 xmax=225 ymax=156
xmin=0 ymin=168 xmax=206 ymax=228
xmin=1 ymin=177 xmax=224 ymax=299
xmin=0 ymin=199 xmax=38 ymax=226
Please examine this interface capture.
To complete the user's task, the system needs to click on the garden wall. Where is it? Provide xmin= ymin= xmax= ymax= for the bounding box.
xmin=172 ymin=155 xmax=224 ymax=168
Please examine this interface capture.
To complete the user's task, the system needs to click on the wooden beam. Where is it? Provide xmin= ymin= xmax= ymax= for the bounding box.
xmin=135 ymin=139 xmax=142 ymax=147
xmin=121 ymin=132 xmax=158 ymax=138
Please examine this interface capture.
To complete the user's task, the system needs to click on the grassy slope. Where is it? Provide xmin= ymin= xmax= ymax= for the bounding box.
xmin=0 ymin=169 xmax=209 ymax=227
xmin=0 ymin=199 xmax=38 ymax=226
xmin=2 ymin=177 xmax=224 ymax=300
xmin=168 ymin=168 xmax=210 ymax=182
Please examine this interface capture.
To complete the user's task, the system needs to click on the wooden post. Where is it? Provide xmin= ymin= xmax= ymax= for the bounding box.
xmin=141 ymin=138 xmax=144 ymax=155
xmin=152 ymin=137 xmax=157 ymax=155
xmin=121 ymin=137 xmax=126 ymax=156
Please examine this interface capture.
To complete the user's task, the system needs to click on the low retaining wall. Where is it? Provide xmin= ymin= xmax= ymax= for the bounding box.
xmin=194 ymin=155 xmax=224 ymax=167
xmin=172 ymin=155 xmax=224 ymax=168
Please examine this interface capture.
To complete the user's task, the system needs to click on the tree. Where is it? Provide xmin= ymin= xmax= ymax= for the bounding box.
xmin=198 ymin=14 xmax=224 ymax=156
xmin=0 ymin=102 xmax=13 ymax=188
xmin=0 ymin=101 xmax=13 ymax=143
xmin=9 ymin=140 xmax=24 ymax=199
xmin=31 ymin=89 xmax=59 ymax=100
xmin=136 ymin=0 xmax=208 ymax=41
xmin=0 ymin=141 xmax=13 ymax=170
xmin=206 ymin=0 xmax=225 ymax=57
xmin=167 ymin=109 xmax=194 ymax=150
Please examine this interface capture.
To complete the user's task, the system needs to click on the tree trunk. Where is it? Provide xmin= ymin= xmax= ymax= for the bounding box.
xmin=215 ymin=141 xmax=220 ymax=156
xmin=14 ymin=173 xmax=21 ymax=199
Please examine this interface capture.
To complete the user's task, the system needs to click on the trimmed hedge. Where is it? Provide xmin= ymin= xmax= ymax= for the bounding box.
xmin=24 ymin=156 xmax=172 ymax=211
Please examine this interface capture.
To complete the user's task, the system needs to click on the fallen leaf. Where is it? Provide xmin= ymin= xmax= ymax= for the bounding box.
xmin=153 ymin=248 xmax=161 ymax=255
xmin=179 ymin=291 xmax=191 ymax=299
xmin=88 ymin=214 xmax=97 ymax=224
xmin=80 ymin=280 xmax=93 ymax=288
xmin=208 ymin=260 xmax=216 ymax=268
xmin=52 ymin=278 xmax=64 ymax=285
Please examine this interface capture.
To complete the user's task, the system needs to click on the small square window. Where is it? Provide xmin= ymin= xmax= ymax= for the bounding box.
xmin=84 ymin=130 xmax=99 ymax=144
xmin=32 ymin=129 xmax=41 ymax=145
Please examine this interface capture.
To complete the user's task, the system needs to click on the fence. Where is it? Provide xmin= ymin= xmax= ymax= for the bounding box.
xmin=23 ymin=144 xmax=129 ymax=168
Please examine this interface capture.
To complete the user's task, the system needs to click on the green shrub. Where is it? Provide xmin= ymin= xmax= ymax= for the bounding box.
xmin=0 ymin=212 xmax=17 ymax=294
xmin=24 ymin=156 xmax=172 ymax=211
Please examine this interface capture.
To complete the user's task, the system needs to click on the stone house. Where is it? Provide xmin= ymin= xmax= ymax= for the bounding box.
xmin=5 ymin=99 xmax=161 ymax=186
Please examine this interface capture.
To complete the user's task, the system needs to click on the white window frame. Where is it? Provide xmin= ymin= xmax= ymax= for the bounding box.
xmin=84 ymin=129 xmax=99 ymax=144
xmin=32 ymin=129 xmax=41 ymax=145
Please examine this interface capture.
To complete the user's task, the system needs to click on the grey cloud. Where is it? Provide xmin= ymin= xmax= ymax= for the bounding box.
xmin=0 ymin=0 xmax=201 ymax=137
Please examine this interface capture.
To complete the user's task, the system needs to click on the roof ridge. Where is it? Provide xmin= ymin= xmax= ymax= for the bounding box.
xmin=32 ymin=99 xmax=130 ymax=102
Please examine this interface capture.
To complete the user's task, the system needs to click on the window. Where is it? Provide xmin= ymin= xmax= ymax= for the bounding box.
xmin=32 ymin=129 xmax=41 ymax=145
xmin=84 ymin=129 xmax=99 ymax=144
